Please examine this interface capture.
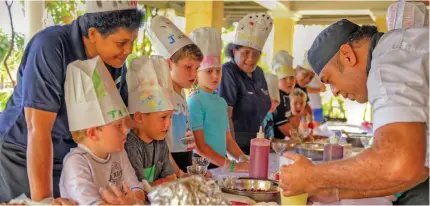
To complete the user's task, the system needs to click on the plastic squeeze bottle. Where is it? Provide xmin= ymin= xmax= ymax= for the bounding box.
xmin=249 ymin=127 xmax=270 ymax=179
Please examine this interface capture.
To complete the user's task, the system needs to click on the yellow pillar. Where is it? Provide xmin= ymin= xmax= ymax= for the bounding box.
xmin=371 ymin=9 xmax=387 ymax=32
xmin=272 ymin=16 xmax=296 ymax=55
xmin=184 ymin=1 xmax=224 ymax=34
xmin=375 ymin=17 xmax=387 ymax=32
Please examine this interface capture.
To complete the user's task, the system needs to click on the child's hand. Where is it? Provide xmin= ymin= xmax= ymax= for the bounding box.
xmin=205 ymin=170 xmax=212 ymax=178
xmin=100 ymin=183 xmax=138 ymax=205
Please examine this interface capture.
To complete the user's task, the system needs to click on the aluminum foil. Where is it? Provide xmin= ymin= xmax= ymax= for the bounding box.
xmin=148 ymin=175 xmax=230 ymax=205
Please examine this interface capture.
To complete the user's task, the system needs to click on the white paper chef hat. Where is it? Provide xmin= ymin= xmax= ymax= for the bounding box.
xmin=189 ymin=27 xmax=222 ymax=71
xmin=386 ymin=1 xmax=429 ymax=31
xmin=86 ymin=0 xmax=138 ymax=13
xmin=147 ymin=16 xmax=194 ymax=58
xmin=271 ymin=50 xmax=295 ymax=79
xmin=65 ymin=56 xmax=128 ymax=132
xmin=297 ymin=50 xmax=314 ymax=72
xmin=264 ymin=73 xmax=280 ymax=102
xmin=127 ymin=55 xmax=174 ymax=114
xmin=233 ymin=13 xmax=273 ymax=51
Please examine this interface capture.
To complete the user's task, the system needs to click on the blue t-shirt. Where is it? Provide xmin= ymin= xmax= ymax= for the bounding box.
xmin=0 ymin=17 xmax=128 ymax=165
xmin=263 ymin=112 xmax=274 ymax=139
xmin=218 ymin=61 xmax=271 ymax=147
xmin=167 ymin=91 xmax=196 ymax=153
xmin=187 ymin=89 xmax=229 ymax=156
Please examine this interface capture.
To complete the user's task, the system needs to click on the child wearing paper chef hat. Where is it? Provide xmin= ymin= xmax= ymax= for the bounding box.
xmin=146 ymin=16 xmax=203 ymax=176
xmin=187 ymin=27 xmax=249 ymax=172
xmin=125 ymin=55 xmax=177 ymax=186
xmin=262 ymin=73 xmax=280 ymax=139
xmin=60 ymin=56 xmax=146 ymax=205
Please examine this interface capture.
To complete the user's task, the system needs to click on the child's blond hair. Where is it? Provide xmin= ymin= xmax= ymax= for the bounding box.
xmin=71 ymin=126 xmax=102 ymax=143
xmin=71 ymin=129 xmax=88 ymax=143
xmin=170 ymin=44 xmax=204 ymax=63
xmin=289 ymin=88 xmax=308 ymax=102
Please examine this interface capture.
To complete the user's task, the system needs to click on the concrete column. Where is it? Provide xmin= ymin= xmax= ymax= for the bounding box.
xmin=184 ymin=0 xmax=224 ymax=34
xmin=271 ymin=11 xmax=301 ymax=55
xmin=26 ymin=0 xmax=45 ymax=43
xmin=371 ymin=9 xmax=388 ymax=32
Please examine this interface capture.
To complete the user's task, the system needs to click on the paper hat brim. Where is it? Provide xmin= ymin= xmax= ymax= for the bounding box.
xmin=86 ymin=0 xmax=138 ymax=14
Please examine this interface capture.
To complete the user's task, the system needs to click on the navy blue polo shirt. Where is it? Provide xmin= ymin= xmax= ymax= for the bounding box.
xmin=273 ymin=90 xmax=292 ymax=139
xmin=218 ymin=61 xmax=271 ymax=147
xmin=0 ymin=17 xmax=128 ymax=165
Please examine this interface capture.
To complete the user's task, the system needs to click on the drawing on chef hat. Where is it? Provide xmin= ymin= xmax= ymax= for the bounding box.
xmin=264 ymin=73 xmax=281 ymax=103
xmin=271 ymin=50 xmax=295 ymax=79
xmin=189 ymin=27 xmax=222 ymax=71
xmin=147 ymin=16 xmax=194 ymax=58
xmin=86 ymin=0 xmax=138 ymax=14
xmin=233 ymin=13 xmax=273 ymax=51
xmin=386 ymin=1 xmax=428 ymax=31
xmin=65 ymin=56 xmax=128 ymax=132
xmin=127 ymin=55 xmax=174 ymax=114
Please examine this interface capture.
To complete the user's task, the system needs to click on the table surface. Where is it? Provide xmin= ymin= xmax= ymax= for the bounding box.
xmin=210 ymin=153 xmax=392 ymax=205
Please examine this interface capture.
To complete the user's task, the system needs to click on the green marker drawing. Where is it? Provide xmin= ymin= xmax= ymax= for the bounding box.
xmin=92 ymin=69 xmax=107 ymax=98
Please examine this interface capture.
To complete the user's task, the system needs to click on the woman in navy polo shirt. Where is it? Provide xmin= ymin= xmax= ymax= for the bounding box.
xmin=0 ymin=1 xmax=143 ymax=203
xmin=218 ymin=13 xmax=273 ymax=154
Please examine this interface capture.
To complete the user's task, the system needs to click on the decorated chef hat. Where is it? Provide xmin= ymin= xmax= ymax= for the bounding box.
xmin=271 ymin=50 xmax=295 ymax=79
xmin=233 ymin=13 xmax=273 ymax=51
xmin=264 ymin=73 xmax=280 ymax=102
xmin=86 ymin=0 xmax=138 ymax=13
xmin=297 ymin=50 xmax=314 ymax=72
xmin=147 ymin=16 xmax=194 ymax=58
xmin=127 ymin=55 xmax=174 ymax=114
xmin=386 ymin=1 xmax=428 ymax=31
xmin=65 ymin=56 xmax=128 ymax=132
xmin=189 ymin=27 xmax=222 ymax=71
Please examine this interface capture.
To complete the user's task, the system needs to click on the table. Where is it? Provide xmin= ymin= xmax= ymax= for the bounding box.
xmin=210 ymin=153 xmax=392 ymax=205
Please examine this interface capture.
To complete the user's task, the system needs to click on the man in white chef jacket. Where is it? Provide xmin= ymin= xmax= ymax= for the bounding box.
xmin=279 ymin=3 xmax=429 ymax=205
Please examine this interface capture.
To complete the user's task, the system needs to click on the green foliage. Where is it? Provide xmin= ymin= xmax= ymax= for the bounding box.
xmin=45 ymin=0 xmax=86 ymax=25
xmin=0 ymin=90 xmax=12 ymax=111
xmin=0 ymin=28 xmax=24 ymax=87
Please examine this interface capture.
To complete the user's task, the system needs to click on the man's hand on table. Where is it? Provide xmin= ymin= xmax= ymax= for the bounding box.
xmin=279 ymin=153 xmax=318 ymax=196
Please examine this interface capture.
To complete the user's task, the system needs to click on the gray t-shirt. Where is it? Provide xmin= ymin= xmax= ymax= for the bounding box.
xmin=59 ymin=145 xmax=144 ymax=205
xmin=125 ymin=131 xmax=175 ymax=183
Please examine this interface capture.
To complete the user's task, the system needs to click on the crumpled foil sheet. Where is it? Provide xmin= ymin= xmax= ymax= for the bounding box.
xmin=148 ymin=175 xmax=230 ymax=205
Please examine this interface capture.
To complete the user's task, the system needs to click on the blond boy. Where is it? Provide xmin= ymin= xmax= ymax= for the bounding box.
xmin=60 ymin=56 xmax=145 ymax=205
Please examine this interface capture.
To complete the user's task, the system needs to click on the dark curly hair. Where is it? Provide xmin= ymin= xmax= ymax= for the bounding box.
xmin=224 ymin=43 xmax=242 ymax=59
xmin=79 ymin=9 xmax=145 ymax=37
xmin=348 ymin=25 xmax=378 ymax=45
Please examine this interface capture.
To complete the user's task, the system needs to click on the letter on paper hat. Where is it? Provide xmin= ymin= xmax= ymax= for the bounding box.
xmin=65 ymin=56 xmax=128 ymax=131
xmin=147 ymin=16 xmax=194 ymax=58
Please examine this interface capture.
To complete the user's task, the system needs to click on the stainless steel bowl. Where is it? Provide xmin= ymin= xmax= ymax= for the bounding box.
xmin=346 ymin=135 xmax=372 ymax=148
xmin=294 ymin=143 xmax=325 ymax=161
xmin=220 ymin=178 xmax=279 ymax=202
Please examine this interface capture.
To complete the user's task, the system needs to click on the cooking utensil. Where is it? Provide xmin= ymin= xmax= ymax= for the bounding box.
xmin=220 ymin=178 xmax=279 ymax=203
xmin=293 ymin=143 xmax=325 ymax=161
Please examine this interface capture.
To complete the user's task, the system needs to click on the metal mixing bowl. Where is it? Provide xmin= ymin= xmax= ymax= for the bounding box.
xmin=220 ymin=178 xmax=279 ymax=202
xmin=294 ymin=143 xmax=325 ymax=161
